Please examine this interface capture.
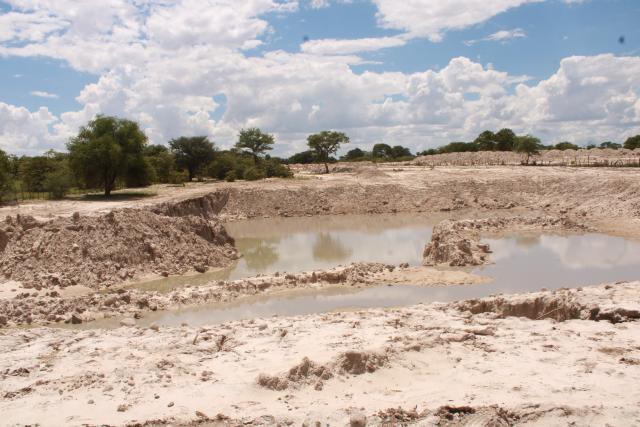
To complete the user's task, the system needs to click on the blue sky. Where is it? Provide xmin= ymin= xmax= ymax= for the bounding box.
xmin=0 ymin=0 xmax=639 ymax=155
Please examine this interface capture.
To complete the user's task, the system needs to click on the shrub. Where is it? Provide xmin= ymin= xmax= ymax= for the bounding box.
xmin=224 ymin=170 xmax=236 ymax=182
xmin=243 ymin=166 xmax=265 ymax=181
xmin=43 ymin=168 xmax=73 ymax=199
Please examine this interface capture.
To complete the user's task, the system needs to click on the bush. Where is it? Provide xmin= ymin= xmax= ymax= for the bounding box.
xmin=224 ymin=170 xmax=236 ymax=182
xmin=43 ymin=168 xmax=73 ymax=199
xmin=243 ymin=167 xmax=265 ymax=181
xmin=263 ymin=158 xmax=293 ymax=178
xmin=168 ymin=170 xmax=188 ymax=185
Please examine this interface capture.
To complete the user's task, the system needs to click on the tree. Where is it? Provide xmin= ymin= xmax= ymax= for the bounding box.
xmin=513 ymin=135 xmax=542 ymax=165
xmin=144 ymin=145 xmax=175 ymax=183
xmin=553 ymin=141 xmax=579 ymax=151
xmin=235 ymin=128 xmax=275 ymax=164
xmin=169 ymin=136 xmax=215 ymax=181
xmin=342 ymin=147 xmax=366 ymax=161
xmin=372 ymin=143 xmax=393 ymax=159
xmin=494 ymin=128 xmax=516 ymax=151
xmin=599 ymin=141 xmax=621 ymax=149
xmin=623 ymin=135 xmax=640 ymax=150
xmin=307 ymin=131 xmax=349 ymax=173
xmin=0 ymin=149 xmax=13 ymax=200
xmin=287 ymin=150 xmax=316 ymax=164
xmin=391 ymin=145 xmax=413 ymax=158
xmin=474 ymin=130 xmax=496 ymax=151
xmin=18 ymin=156 xmax=56 ymax=192
xmin=67 ymin=116 xmax=148 ymax=197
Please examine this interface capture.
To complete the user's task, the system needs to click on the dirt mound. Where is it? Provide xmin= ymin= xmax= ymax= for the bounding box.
xmin=423 ymin=216 xmax=589 ymax=267
xmin=0 ymin=210 xmax=237 ymax=290
xmin=0 ymin=262 xmax=395 ymax=327
xmin=457 ymin=285 xmax=640 ymax=323
xmin=413 ymin=147 xmax=640 ymax=167
xmin=256 ymin=350 xmax=388 ymax=391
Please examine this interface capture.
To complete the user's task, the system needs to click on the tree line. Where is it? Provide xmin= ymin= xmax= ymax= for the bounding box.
xmin=418 ymin=128 xmax=640 ymax=163
xmin=0 ymin=116 xmax=357 ymax=200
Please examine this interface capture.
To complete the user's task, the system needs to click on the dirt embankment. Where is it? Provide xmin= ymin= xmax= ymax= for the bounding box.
xmin=423 ymin=216 xmax=590 ymax=267
xmin=1 ymin=281 xmax=639 ymax=426
xmin=0 ymin=263 xmax=487 ymax=328
xmin=413 ymin=147 xmax=640 ymax=166
xmin=0 ymin=210 xmax=237 ymax=291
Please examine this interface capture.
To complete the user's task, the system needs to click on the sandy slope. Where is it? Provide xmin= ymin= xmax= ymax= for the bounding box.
xmin=1 ymin=282 xmax=639 ymax=426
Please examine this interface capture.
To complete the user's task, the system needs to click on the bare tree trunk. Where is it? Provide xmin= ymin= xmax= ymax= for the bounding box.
xmin=324 ymin=162 xmax=329 ymax=174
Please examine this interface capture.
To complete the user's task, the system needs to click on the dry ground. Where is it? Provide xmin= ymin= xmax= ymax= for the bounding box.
xmin=1 ymin=164 xmax=639 ymax=426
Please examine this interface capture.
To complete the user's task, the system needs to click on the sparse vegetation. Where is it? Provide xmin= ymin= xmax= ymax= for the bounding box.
xmin=307 ymin=131 xmax=350 ymax=173
xmin=67 ymin=115 xmax=148 ymax=197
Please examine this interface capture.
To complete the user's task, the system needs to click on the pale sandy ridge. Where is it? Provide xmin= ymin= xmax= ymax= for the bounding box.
xmin=1 ymin=282 xmax=638 ymax=426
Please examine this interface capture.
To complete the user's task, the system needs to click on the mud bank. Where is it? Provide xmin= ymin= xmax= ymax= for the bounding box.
xmin=0 ymin=209 xmax=237 ymax=291
xmin=1 ymin=281 xmax=638 ymax=426
xmin=423 ymin=216 xmax=590 ymax=266
xmin=0 ymin=263 xmax=486 ymax=328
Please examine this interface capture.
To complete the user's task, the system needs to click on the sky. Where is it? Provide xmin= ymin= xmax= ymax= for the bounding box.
xmin=0 ymin=0 xmax=639 ymax=156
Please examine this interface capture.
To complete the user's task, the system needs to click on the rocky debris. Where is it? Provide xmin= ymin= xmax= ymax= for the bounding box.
xmin=0 ymin=263 xmax=393 ymax=328
xmin=423 ymin=216 xmax=589 ymax=267
xmin=0 ymin=209 xmax=237 ymax=290
xmin=257 ymin=350 xmax=388 ymax=391
xmin=457 ymin=283 xmax=640 ymax=323
xmin=413 ymin=147 xmax=640 ymax=167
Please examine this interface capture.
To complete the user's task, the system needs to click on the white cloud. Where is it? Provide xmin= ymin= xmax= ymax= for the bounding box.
xmin=0 ymin=102 xmax=63 ymax=154
xmin=465 ymin=28 xmax=526 ymax=46
xmin=30 ymin=90 xmax=59 ymax=99
xmin=309 ymin=0 xmax=330 ymax=8
xmin=0 ymin=1 xmax=638 ymax=156
xmin=372 ymin=0 xmax=541 ymax=41
xmin=301 ymin=36 xmax=406 ymax=55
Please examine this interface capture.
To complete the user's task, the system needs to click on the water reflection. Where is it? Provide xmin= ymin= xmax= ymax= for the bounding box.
xmin=312 ymin=233 xmax=353 ymax=262
xmin=238 ymin=238 xmax=280 ymax=271
xmin=124 ymin=231 xmax=640 ymax=327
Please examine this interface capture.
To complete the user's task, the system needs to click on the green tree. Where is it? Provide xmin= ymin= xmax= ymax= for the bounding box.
xmin=372 ymin=143 xmax=393 ymax=159
xmin=0 ymin=149 xmax=13 ymax=200
xmin=18 ymin=156 xmax=56 ymax=192
xmin=67 ymin=115 xmax=148 ymax=197
xmin=144 ymin=145 xmax=175 ymax=183
xmin=513 ymin=135 xmax=542 ymax=165
xmin=169 ymin=136 xmax=215 ymax=181
xmin=287 ymin=150 xmax=316 ymax=164
xmin=599 ymin=141 xmax=621 ymax=149
xmin=438 ymin=142 xmax=478 ymax=153
xmin=494 ymin=128 xmax=516 ymax=151
xmin=391 ymin=145 xmax=413 ymax=158
xmin=307 ymin=131 xmax=350 ymax=173
xmin=623 ymin=135 xmax=640 ymax=150
xmin=553 ymin=141 xmax=579 ymax=151
xmin=474 ymin=130 xmax=496 ymax=151
xmin=342 ymin=147 xmax=366 ymax=161
xmin=235 ymin=128 xmax=275 ymax=164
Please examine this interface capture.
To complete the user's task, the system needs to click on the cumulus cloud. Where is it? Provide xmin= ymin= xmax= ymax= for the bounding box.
xmin=0 ymin=1 xmax=639 ymax=156
xmin=465 ymin=28 xmax=526 ymax=46
xmin=372 ymin=0 xmax=540 ymax=41
xmin=30 ymin=90 xmax=59 ymax=99
xmin=301 ymin=36 xmax=406 ymax=55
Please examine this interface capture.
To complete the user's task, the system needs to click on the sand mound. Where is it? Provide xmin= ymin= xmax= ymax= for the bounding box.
xmin=257 ymin=350 xmax=388 ymax=391
xmin=0 ymin=210 xmax=237 ymax=290
xmin=423 ymin=216 xmax=588 ymax=267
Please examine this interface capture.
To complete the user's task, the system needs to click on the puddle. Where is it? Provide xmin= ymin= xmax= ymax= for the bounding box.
xmin=133 ymin=213 xmax=437 ymax=292
xmin=100 ymin=221 xmax=640 ymax=328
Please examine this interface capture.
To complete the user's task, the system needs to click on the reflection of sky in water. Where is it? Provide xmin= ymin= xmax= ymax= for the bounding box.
xmin=476 ymin=233 xmax=640 ymax=293
xmin=124 ymin=226 xmax=640 ymax=327
xmin=232 ymin=227 xmax=432 ymax=279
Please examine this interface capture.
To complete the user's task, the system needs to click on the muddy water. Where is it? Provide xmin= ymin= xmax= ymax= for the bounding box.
xmin=134 ymin=213 xmax=437 ymax=292
xmin=116 ymin=217 xmax=640 ymax=328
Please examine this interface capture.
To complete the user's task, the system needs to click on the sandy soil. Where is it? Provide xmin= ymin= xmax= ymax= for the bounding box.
xmin=1 ymin=282 xmax=639 ymax=426
xmin=1 ymin=164 xmax=639 ymax=426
